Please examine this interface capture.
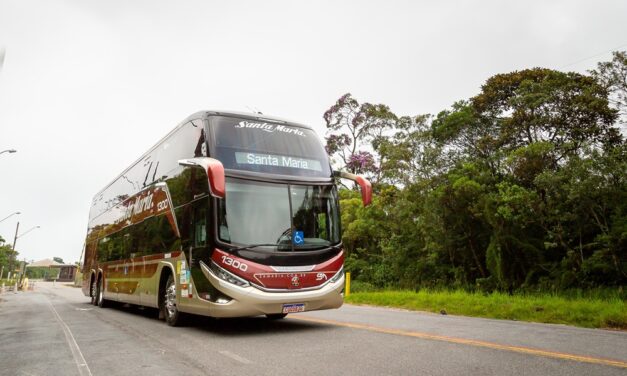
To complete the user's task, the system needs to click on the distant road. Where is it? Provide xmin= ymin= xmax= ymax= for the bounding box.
xmin=1 ymin=282 xmax=625 ymax=375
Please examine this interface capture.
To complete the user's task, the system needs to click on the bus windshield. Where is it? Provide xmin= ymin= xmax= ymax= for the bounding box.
xmin=210 ymin=116 xmax=332 ymax=177
xmin=218 ymin=178 xmax=340 ymax=251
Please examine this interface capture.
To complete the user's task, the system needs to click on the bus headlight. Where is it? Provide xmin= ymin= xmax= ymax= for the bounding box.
xmin=210 ymin=261 xmax=250 ymax=287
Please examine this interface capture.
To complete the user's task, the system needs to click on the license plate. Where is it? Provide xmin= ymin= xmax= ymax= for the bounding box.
xmin=282 ymin=303 xmax=305 ymax=314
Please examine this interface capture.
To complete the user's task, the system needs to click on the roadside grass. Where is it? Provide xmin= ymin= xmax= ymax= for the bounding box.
xmin=345 ymin=289 xmax=626 ymax=329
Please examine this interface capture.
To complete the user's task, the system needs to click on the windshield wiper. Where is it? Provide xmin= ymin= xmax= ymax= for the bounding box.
xmin=229 ymin=243 xmax=286 ymax=252
xmin=229 ymin=242 xmax=338 ymax=252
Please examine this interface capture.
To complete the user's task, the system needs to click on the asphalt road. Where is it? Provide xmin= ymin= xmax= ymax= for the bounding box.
xmin=0 ymin=282 xmax=625 ymax=376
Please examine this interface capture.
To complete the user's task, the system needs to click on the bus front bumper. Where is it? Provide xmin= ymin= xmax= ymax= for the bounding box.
xmin=184 ymin=267 xmax=345 ymax=318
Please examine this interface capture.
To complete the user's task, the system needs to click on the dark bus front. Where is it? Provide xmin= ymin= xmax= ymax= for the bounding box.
xmin=211 ymin=115 xmax=340 ymax=250
xmin=186 ymin=114 xmax=347 ymax=317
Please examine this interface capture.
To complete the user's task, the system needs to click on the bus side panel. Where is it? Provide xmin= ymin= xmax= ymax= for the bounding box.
xmin=135 ymin=257 xmax=164 ymax=308
xmin=138 ymin=260 xmax=162 ymax=308
xmin=121 ymin=258 xmax=140 ymax=304
xmin=83 ymin=118 xmax=206 ymax=306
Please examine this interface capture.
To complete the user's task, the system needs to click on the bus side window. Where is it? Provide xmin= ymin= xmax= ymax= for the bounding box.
xmin=123 ymin=230 xmax=132 ymax=258
xmin=149 ymin=214 xmax=177 ymax=255
xmin=193 ymin=205 xmax=207 ymax=247
xmin=218 ymin=199 xmax=231 ymax=242
xmin=189 ymin=168 xmax=209 ymax=200
xmin=84 ymin=241 xmax=97 ymax=271
xmin=97 ymin=237 xmax=110 ymax=262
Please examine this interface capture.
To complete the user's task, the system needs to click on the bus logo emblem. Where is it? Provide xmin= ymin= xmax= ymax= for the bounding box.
xmin=291 ymin=276 xmax=300 ymax=287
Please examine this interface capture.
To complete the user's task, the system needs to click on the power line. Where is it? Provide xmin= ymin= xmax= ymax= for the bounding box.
xmin=559 ymin=42 xmax=627 ymax=69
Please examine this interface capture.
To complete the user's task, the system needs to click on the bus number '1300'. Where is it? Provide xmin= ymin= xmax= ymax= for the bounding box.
xmin=221 ymin=256 xmax=248 ymax=272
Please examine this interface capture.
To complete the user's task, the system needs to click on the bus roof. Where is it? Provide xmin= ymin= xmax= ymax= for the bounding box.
xmin=92 ymin=110 xmax=316 ymax=199
xmin=196 ymin=110 xmax=312 ymax=130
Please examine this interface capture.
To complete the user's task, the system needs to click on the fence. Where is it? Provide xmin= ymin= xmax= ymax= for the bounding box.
xmin=0 ymin=280 xmax=35 ymax=293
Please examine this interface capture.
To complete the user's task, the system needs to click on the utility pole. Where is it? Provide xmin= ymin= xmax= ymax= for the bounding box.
xmin=11 ymin=221 xmax=19 ymax=292
xmin=9 ymin=223 xmax=40 ymax=291
xmin=10 ymin=221 xmax=19 ymax=273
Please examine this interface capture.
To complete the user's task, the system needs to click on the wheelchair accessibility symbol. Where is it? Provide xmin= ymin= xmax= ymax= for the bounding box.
xmin=293 ymin=230 xmax=304 ymax=245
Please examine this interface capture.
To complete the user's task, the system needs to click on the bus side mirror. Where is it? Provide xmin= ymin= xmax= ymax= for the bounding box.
xmin=334 ymin=171 xmax=372 ymax=206
xmin=178 ymin=158 xmax=225 ymax=198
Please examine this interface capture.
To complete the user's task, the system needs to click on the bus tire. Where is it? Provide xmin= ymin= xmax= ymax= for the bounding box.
xmin=97 ymin=276 xmax=110 ymax=308
xmin=266 ymin=313 xmax=287 ymax=320
xmin=90 ymin=275 xmax=97 ymax=305
xmin=162 ymin=273 xmax=184 ymax=326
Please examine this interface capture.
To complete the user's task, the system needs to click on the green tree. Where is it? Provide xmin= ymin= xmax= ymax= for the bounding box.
xmin=377 ymin=114 xmax=447 ymax=185
xmin=483 ymin=182 xmax=544 ymax=290
xmin=424 ymin=163 xmax=493 ymax=284
xmin=433 ymin=69 xmax=619 ymax=171
xmin=334 ymin=58 xmax=626 ymax=293
xmin=533 ymin=143 xmax=627 ymax=288
xmin=26 ymin=267 xmax=59 ymax=279
xmin=0 ymin=235 xmax=18 ymax=277
xmin=591 ymin=50 xmax=627 ymax=129
xmin=339 ymin=188 xmax=393 ymax=285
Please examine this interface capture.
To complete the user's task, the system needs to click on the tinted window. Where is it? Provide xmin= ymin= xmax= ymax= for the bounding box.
xmin=131 ymin=214 xmax=178 ymax=257
xmin=96 ymin=213 xmax=178 ymax=262
xmin=290 ymin=185 xmax=340 ymax=246
xmin=218 ymin=178 xmax=340 ymax=251
xmin=89 ymin=119 xmax=206 ymax=224
xmin=97 ymin=229 xmax=128 ymax=262
xmin=167 ymin=166 xmax=209 ymax=209
xmin=209 ymin=116 xmax=331 ymax=177
xmin=218 ymin=180 xmax=292 ymax=248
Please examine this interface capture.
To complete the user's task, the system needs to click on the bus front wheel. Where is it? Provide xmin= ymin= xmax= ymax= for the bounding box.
xmin=163 ymin=274 xmax=184 ymax=326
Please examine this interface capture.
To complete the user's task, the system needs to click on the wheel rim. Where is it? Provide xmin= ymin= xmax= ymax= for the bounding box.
xmin=98 ymin=280 xmax=104 ymax=304
xmin=165 ymin=279 xmax=177 ymax=318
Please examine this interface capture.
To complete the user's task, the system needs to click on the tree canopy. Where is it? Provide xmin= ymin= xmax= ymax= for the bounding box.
xmin=0 ymin=235 xmax=18 ymax=277
xmin=331 ymin=54 xmax=627 ymax=293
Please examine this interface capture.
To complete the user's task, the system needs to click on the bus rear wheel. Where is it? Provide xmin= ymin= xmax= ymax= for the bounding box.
xmin=163 ymin=274 xmax=184 ymax=326
xmin=90 ymin=277 xmax=97 ymax=305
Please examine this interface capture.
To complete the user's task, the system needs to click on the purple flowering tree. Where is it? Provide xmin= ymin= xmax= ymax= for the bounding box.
xmin=346 ymin=151 xmax=377 ymax=173
xmin=323 ymin=93 xmax=398 ymax=181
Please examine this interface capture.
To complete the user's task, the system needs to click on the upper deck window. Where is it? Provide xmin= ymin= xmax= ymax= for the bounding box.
xmin=209 ymin=116 xmax=331 ymax=178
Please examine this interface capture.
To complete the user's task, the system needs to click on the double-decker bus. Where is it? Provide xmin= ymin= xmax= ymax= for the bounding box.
xmin=81 ymin=111 xmax=371 ymax=326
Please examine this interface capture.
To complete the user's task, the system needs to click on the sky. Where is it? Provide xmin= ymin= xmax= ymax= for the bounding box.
xmin=1 ymin=0 xmax=626 ymax=264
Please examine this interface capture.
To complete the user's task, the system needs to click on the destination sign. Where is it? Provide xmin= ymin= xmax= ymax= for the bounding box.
xmin=234 ymin=121 xmax=306 ymax=137
xmin=235 ymin=152 xmax=322 ymax=171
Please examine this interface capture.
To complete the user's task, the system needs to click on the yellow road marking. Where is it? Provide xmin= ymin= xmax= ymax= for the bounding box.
xmin=289 ymin=315 xmax=627 ymax=369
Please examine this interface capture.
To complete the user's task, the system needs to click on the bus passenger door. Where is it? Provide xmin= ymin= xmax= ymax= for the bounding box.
xmin=186 ymin=198 xmax=210 ymax=301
